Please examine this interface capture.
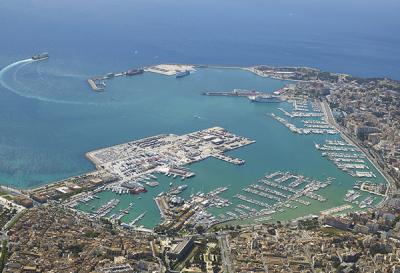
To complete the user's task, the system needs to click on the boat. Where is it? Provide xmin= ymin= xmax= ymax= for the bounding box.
xmin=32 ymin=52 xmax=49 ymax=61
xmin=176 ymin=70 xmax=190 ymax=78
xmin=157 ymin=192 xmax=165 ymax=197
xmin=177 ymin=184 xmax=188 ymax=191
xmin=126 ymin=68 xmax=144 ymax=76
xmin=146 ymin=181 xmax=159 ymax=187
xmin=249 ymin=94 xmax=282 ymax=103
xmin=169 ymin=184 xmax=188 ymax=195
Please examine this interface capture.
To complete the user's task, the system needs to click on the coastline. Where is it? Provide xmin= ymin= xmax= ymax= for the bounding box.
xmin=320 ymin=100 xmax=395 ymax=208
xmin=0 ymin=63 xmax=395 ymax=225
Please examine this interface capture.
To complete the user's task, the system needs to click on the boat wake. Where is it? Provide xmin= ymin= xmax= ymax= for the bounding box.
xmin=0 ymin=59 xmax=101 ymax=105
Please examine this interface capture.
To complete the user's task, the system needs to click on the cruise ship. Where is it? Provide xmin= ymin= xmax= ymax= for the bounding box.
xmin=249 ymin=94 xmax=281 ymax=103
xmin=176 ymin=70 xmax=190 ymax=78
xmin=32 ymin=52 xmax=49 ymax=61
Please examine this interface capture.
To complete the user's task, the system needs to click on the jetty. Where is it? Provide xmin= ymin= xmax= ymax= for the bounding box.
xmin=203 ymin=89 xmax=260 ymax=97
xmin=129 ymin=211 xmax=146 ymax=227
xmin=88 ymin=68 xmax=144 ymax=91
xmin=87 ymin=79 xmax=105 ymax=91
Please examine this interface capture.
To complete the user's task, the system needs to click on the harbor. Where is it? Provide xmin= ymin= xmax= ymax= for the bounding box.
xmin=85 ymin=127 xmax=255 ymax=187
xmin=71 ymin=92 xmax=388 ymax=228
xmin=9 ymin=66 xmax=388 ymax=229
xmin=210 ymin=171 xmax=334 ymax=223
xmin=269 ymin=99 xmax=338 ymax=135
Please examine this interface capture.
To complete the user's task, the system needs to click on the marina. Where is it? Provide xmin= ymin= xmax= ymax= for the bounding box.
xmin=314 ymin=139 xmax=377 ymax=178
xmin=4 ymin=65 xmax=388 ymax=228
xmin=211 ymin=171 xmax=334 ymax=223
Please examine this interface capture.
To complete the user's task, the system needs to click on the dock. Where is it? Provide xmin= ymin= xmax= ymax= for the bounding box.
xmin=203 ymin=89 xmax=260 ymax=97
xmin=85 ymin=127 xmax=255 ymax=185
xmin=88 ymin=68 xmax=144 ymax=91
xmin=87 ymin=79 xmax=105 ymax=91
xmin=129 ymin=211 xmax=146 ymax=227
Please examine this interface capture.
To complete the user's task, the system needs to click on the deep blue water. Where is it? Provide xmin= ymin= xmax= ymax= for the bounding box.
xmin=0 ymin=0 xmax=399 ymax=188
xmin=1 ymin=0 xmax=399 ymax=78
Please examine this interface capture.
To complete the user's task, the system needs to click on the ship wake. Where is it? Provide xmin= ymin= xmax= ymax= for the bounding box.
xmin=0 ymin=59 xmax=101 ymax=105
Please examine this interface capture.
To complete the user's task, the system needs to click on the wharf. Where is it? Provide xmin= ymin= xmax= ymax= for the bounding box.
xmin=88 ymin=67 xmax=144 ymax=91
xmin=211 ymin=154 xmax=245 ymax=165
xmin=129 ymin=211 xmax=146 ymax=227
xmin=320 ymin=204 xmax=353 ymax=216
xmin=203 ymin=89 xmax=260 ymax=97
xmin=155 ymin=196 xmax=169 ymax=219
xmin=87 ymin=79 xmax=105 ymax=92
xmin=85 ymin=127 xmax=254 ymax=184
xmin=145 ymin=64 xmax=195 ymax=76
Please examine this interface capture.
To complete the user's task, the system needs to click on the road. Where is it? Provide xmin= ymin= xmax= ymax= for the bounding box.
xmin=218 ymin=234 xmax=235 ymax=273
xmin=321 ymin=100 xmax=396 ymax=206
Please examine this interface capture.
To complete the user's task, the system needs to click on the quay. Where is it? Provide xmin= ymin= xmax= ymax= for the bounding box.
xmin=87 ymin=79 xmax=105 ymax=91
xmin=155 ymin=196 xmax=169 ymax=219
xmin=145 ymin=64 xmax=195 ymax=76
xmin=85 ymin=127 xmax=255 ymax=186
xmin=88 ymin=67 xmax=144 ymax=91
xmin=203 ymin=89 xmax=260 ymax=97
xmin=129 ymin=211 xmax=147 ymax=227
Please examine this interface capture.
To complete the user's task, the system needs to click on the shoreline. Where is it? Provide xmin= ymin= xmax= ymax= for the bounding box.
xmin=0 ymin=64 xmax=396 ymax=217
xmin=320 ymin=100 xmax=395 ymax=208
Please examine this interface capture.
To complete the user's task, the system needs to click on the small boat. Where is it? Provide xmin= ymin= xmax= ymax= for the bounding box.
xmin=176 ymin=70 xmax=190 ymax=78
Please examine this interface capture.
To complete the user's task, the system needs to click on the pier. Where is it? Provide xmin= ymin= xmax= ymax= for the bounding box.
xmin=203 ymin=89 xmax=260 ymax=97
xmin=87 ymin=68 xmax=144 ymax=91
xmin=129 ymin=211 xmax=146 ymax=227
xmin=86 ymin=127 xmax=255 ymax=187
xmin=320 ymin=204 xmax=353 ymax=215
xmin=87 ymin=79 xmax=105 ymax=91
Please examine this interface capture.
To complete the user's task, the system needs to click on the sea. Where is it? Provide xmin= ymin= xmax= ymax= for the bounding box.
xmin=0 ymin=0 xmax=399 ymax=227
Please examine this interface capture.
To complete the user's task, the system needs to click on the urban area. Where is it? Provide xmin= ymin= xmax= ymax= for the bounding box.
xmin=0 ymin=64 xmax=399 ymax=273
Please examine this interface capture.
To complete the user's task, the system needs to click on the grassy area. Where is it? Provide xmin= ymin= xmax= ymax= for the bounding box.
xmin=2 ymin=195 xmax=13 ymax=201
xmin=0 ymin=240 xmax=8 ymax=272
xmin=173 ymin=245 xmax=199 ymax=271
xmin=320 ymin=227 xmax=347 ymax=237
xmin=5 ymin=209 xmax=27 ymax=230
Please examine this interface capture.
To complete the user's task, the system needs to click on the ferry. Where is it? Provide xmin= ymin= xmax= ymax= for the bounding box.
xmin=176 ymin=70 xmax=190 ymax=78
xmin=32 ymin=52 xmax=49 ymax=61
xmin=249 ymin=95 xmax=282 ymax=103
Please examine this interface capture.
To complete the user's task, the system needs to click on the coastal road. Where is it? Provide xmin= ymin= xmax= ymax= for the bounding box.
xmin=218 ymin=234 xmax=235 ymax=273
xmin=321 ymin=100 xmax=396 ymax=206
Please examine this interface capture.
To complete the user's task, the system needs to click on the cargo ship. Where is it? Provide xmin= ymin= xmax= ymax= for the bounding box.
xmin=176 ymin=70 xmax=190 ymax=78
xmin=126 ymin=68 xmax=144 ymax=76
xmin=249 ymin=94 xmax=282 ymax=103
xmin=32 ymin=52 xmax=49 ymax=61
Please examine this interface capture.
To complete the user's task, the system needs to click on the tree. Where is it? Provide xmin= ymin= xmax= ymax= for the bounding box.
xmin=196 ymin=225 xmax=205 ymax=234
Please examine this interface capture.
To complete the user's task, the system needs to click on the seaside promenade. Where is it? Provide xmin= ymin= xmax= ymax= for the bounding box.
xmin=321 ymin=100 xmax=395 ymax=207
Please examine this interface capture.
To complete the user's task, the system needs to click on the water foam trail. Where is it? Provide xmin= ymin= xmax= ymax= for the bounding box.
xmin=0 ymin=59 xmax=106 ymax=105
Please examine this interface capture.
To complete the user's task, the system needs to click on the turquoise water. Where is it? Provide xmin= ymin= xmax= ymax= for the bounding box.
xmin=0 ymin=59 xmax=387 ymax=227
